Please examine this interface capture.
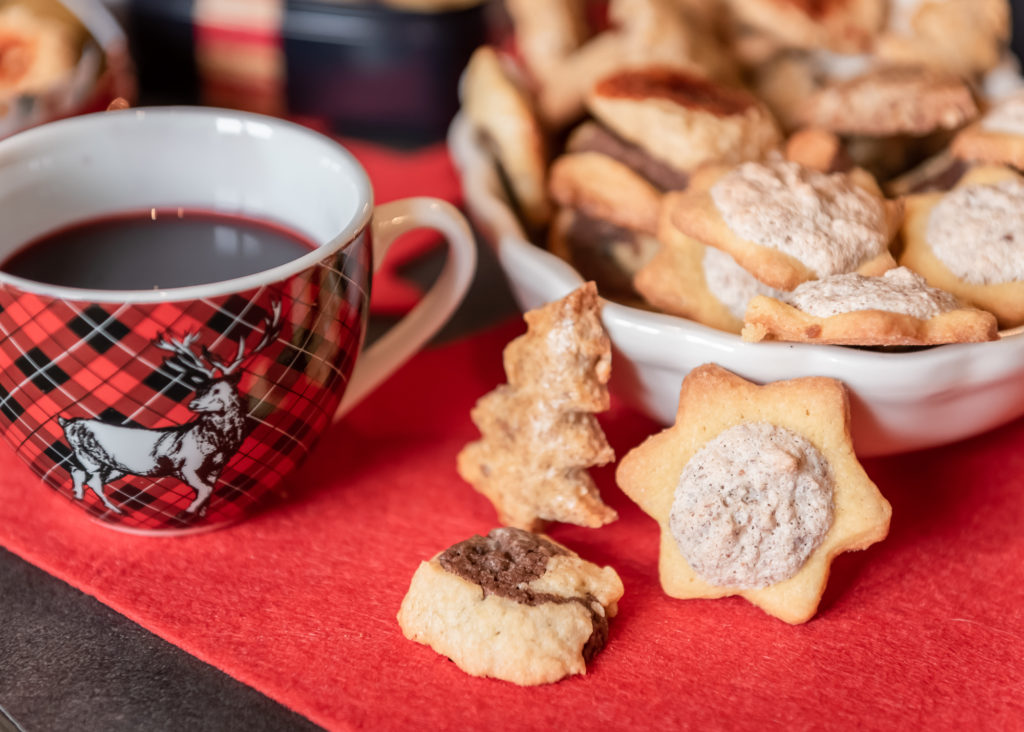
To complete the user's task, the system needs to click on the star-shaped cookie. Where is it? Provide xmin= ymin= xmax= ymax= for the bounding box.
xmin=616 ymin=363 xmax=891 ymax=624
xmin=900 ymin=164 xmax=1024 ymax=330
xmin=666 ymin=158 xmax=901 ymax=292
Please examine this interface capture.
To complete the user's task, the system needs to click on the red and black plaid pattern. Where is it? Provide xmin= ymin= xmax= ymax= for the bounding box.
xmin=0 ymin=231 xmax=371 ymax=532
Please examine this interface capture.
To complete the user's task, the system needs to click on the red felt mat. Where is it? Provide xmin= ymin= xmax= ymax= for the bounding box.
xmin=1 ymin=320 xmax=1023 ymax=730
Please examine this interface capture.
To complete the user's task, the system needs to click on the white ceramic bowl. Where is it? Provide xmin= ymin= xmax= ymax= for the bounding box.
xmin=448 ymin=113 xmax=1024 ymax=456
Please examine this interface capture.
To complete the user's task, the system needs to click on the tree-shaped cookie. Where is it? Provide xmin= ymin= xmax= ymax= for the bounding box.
xmin=457 ymin=282 xmax=617 ymax=530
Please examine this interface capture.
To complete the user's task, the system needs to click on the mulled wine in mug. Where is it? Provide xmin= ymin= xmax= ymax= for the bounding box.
xmin=0 ymin=107 xmax=476 ymax=533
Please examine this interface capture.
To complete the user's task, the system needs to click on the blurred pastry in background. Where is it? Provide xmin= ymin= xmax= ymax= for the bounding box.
xmin=548 ymin=207 xmax=660 ymax=303
xmin=462 ymin=45 xmax=552 ymax=230
xmin=0 ymin=2 xmax=80 ymax=105
xmin=523 ymin=0 xmax=737 ymax=129
xmin=875 ymin=0 xmax=1010 ymax=78
xmin=586 ymin=66 xmax=781 ymax=181
xmin=504 ymin=0 xmax=589 ymax=81
xmin=796 ymin=65 xmax=978 ymax=138
xmin=722 ymin=0 xmax=887 ymax=55
xmin=952 ymin=90 xmax=1024 ymax=169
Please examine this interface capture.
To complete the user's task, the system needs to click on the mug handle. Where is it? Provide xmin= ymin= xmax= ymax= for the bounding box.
xmin=332 ymin=197 xmax=477 ymax=419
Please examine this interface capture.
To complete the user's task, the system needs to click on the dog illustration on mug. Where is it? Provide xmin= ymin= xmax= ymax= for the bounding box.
xmin=57 ymin=302 xmax=282 ymax=515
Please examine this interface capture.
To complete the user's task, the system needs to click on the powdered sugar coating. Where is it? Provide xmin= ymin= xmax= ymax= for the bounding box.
xmin=702 ymin=246 xmax=786 ymax=321
xmin=926 ymin=180 xmax=1024 ymax=285
xmin=669 ymin=422 xmax=834 ymax=589
xmin=710 ymin=157 xmax=889 ymax=277
xmin=980 ymin=92 xmax=1024 ymax=136
xmin=784 ymin=267 xmax=961 ymax=319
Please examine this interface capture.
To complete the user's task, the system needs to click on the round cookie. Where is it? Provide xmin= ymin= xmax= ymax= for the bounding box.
xmin=397 ymin=528 xmax=624 ymax=685
xmin=795 ymin=65 xmax=978 ymax=138
xmin=587 ymin=66 xmax=781 ymax=177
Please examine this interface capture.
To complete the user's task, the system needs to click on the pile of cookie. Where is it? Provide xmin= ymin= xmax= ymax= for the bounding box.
xmin=462 ymin=0 xmax=1024 ymax=346
xmin=398 ymin=284 xmax=891 ymax=686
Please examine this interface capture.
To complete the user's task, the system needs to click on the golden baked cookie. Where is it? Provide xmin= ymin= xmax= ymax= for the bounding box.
xmin=586 ymin=66 xmax=782 ymax=176
xmin=884 ymin=148 xmax=969 ymax=197
xmin=750 ymin=52 xmax=822 ymax=133
xmin=608 ymin=0 xmax=738 ymax=84
xmin=548 ymin=208 xmax=660 ymax=302
xmin=457 ymin=283 xmax=618 ymax=530
xmin=397 ymin=527 xmax=624 ymax=685
xmin=784 ymin=127 xmax=852 ymax=172
xmin=725 ymin=21 xmax=789 ymax=68
xmin=536 ymin=0 xmax=737 ymax=130
xmin=666 ymin=156 xmax=900 ymax=291
xmin=633 ymin=193 xmax=784 ymax=333
xmin=875 ymin=0 xmax=1010 ymax=78
xmin=951 ymin=92 xmax=1024 ymax=170
xmin=899 ymin=164 xmax=1024 ymax=329
xmin=795 ymin=65 xmax=978 ymax=137
xmin=741 ymin=267 xmax=998 ymax=346
xmin=615 ymin=363 xmax=892 ymax=624
xmin=548 ymin=151 xmax=663 ymax=235
xmin=504 ymin=0 xmax=589 ymax=81
xmin=0 ymin=4 xmax=78 ymax=103
xmin=461 ymin=46 xmax=551 ymax=230
xmin=722 ymin=0 xmax=887 ymax=54
xmin=566 ymin=120 xmax=691 ymax=191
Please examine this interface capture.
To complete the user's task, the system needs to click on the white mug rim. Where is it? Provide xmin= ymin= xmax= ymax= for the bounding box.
xmin=0 ymin=106 xmax=375 ymax=304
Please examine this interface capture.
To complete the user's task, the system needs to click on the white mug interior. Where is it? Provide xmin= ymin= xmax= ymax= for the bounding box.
xmin=0 ymin=107 xmax=374 ymax=302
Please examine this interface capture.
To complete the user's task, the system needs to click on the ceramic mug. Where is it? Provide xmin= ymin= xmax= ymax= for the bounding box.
xmin=0 ymin=107 xmax=476 ymax=534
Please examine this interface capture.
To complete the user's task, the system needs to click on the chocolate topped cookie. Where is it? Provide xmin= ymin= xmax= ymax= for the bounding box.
xmin=586 ymin=66 xmax=781 ymax=176
xmin=398 ymin=528 xmax=624 ymax=685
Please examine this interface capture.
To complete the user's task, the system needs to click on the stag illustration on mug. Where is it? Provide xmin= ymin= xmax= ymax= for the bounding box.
xmin=57 ymin=302 xmax=283 ymax=515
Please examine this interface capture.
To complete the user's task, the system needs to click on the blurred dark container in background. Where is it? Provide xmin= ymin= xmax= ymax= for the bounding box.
xmin=125 ymin=0 xmax=489 ymax=144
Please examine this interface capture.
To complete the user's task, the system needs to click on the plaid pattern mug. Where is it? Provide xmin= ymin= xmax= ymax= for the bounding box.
xmin=0 ymin=108 xmax=475 ymax=534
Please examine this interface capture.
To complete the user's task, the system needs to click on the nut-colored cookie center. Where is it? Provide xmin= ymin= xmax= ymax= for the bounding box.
xmin=784 ymin=266 xmax=960 ymax=318
xmin=702 ymin=246 xmax=786 ymax=320
xmin=669 ymin=422 xmax=835 ymax=589
xmin=926 ymin=180 xmax=1024 ymax=285
xmin=711 ymin=157 xmax=888 ymax=277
